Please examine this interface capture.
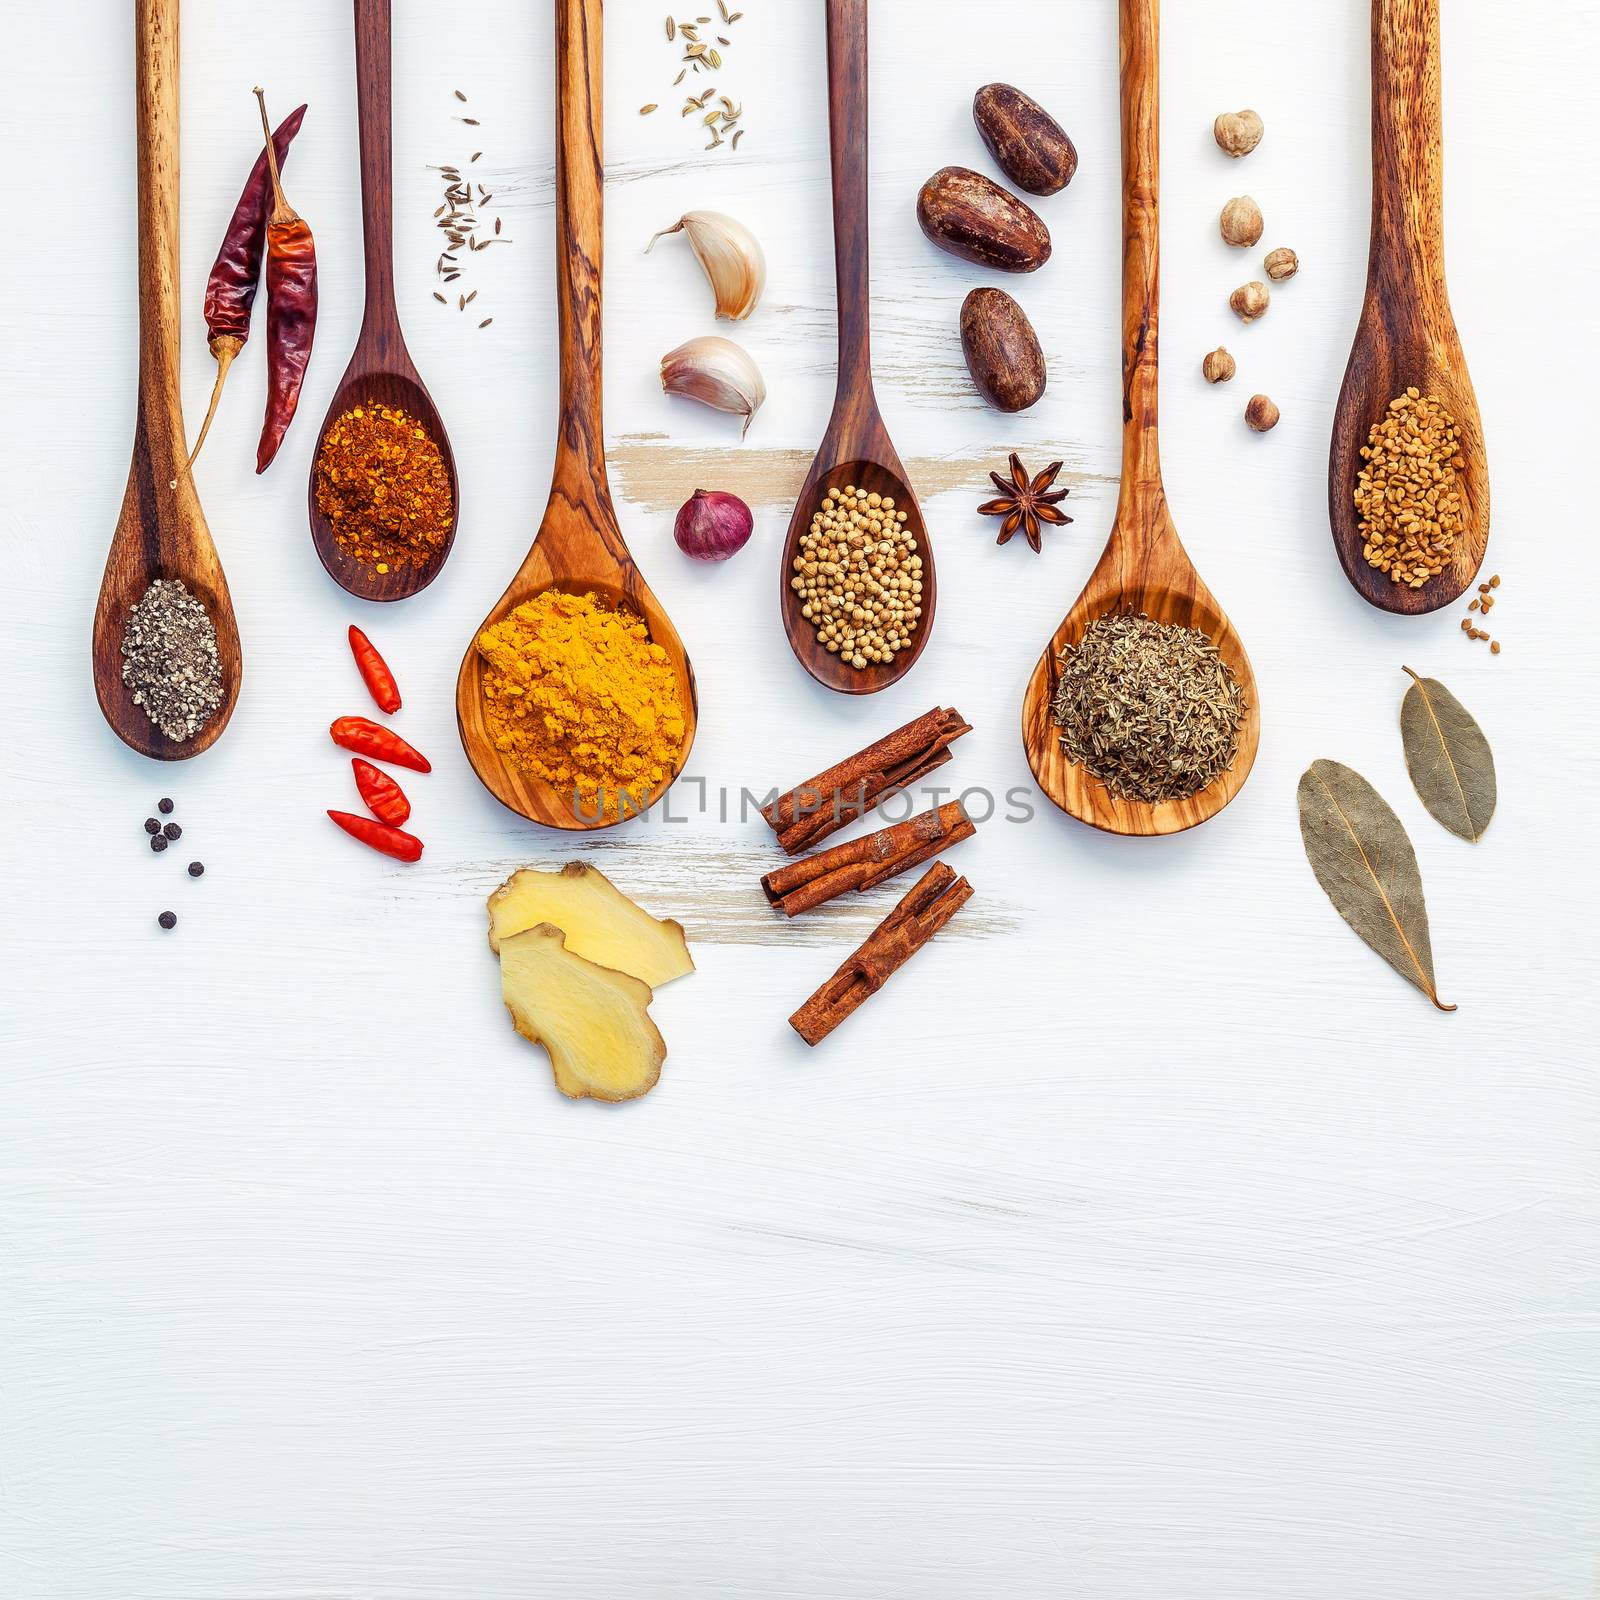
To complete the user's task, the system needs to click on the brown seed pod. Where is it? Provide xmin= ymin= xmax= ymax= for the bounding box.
xmin=916 ymin=166 xmax=1051 ymax=273
xmin=972 ymin=83 xmax=1078 ymax=197
xmin=959 ymin=288 xmax=1046 ymax=413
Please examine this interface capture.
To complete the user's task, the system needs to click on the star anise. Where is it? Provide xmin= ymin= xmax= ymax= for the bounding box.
xmin=978 ymin=453 xmax=1073 ymax=553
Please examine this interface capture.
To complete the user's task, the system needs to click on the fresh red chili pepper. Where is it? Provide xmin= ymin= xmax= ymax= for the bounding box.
xmin=352 ymin=758 xmax=411 ymax=826
xmin=330 ymin=716 xmax=432 ymax=772
xmin=328 ymin=810 xmax=423 ymax=862
xmin=348 ymin=625 xmax=402 ymax=714
xmin=185 ymin=102 xmax=307 ymax=471
xmin=252 ymin=87 xmax=318 ymax=474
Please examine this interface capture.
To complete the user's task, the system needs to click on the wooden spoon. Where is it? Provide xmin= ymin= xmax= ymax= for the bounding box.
xmin=778 ymin=0 xmax=936 ymax=695
xmin=454 ymin=0 xmax=697 ymax=829
xmin=1020 ymin=0 xmax=1260 ymax=837
xmin=307 ymin=0 xmax=459 ymax=602
xmin=92 ymin=0 xmax=241 ymax=761
xmin=1329 ymin=0 xmax=1487 ymax=614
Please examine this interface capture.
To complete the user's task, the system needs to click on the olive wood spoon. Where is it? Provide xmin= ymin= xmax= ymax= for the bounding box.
xmin=92 ymin=0 xmax=241 ymax=761
xmin=778 ymin=0 xmax=936 ymax=695
xmin=1329 ymin=0 xmax=1487 ymax=613
xmin=307 ymin=0 xmax=458 ymax=602
xmin=454 ymin=0 xmax=697 ymax=829
xmin=1020 ymin=0 xmax=1259 ymax=836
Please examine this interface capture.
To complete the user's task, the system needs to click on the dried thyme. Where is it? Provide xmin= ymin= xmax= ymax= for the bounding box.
xmin=1050 ymin=613 xmax=1245 ymax=804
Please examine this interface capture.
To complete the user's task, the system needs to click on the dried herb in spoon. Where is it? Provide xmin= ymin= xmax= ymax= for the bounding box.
xmin=1297 ymin=759 xmax=1454 ymax=1011
xmin=185 ymin=102 xmax=306 ymax=471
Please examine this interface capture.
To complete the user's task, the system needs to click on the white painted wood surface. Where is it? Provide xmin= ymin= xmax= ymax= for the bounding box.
xmin=3 ymin=2 xmax=1598 ymax=1595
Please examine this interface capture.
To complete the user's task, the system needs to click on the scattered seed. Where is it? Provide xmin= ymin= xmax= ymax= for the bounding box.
xmin=151 ymin=834 xmax=169 ymax=853
xmin=144 ymin=817 xmax=161 ymax=835
xmin=459 ymin=294 xmax=467 ymax=310
xmin=640 ymin=103 xmax=658 ymax=115
xmin=159 ymin=798 xmax=174 ymax=814
xmin=459 ymin=117 xmax=480 ymax=125
xmin=1491 ymin=640 xmax=1501 ymax=654
xmin=666 ymin=15 xmax=675 ymax=37
xmin=470 ymin=151 xmax=481 ymax=162
xmin=732 ymin=128 xmax=744 ymax=149
xmin=433 ymin=292 xmax=446 ymax=303
xmin=673 ymin=69 xmax=686 ymax=84
xmin=188 ymin=862 xmax=205 ymax=877
xmin=480 ymin=318 xmax=493 ymax=328
xmin=464 ymin=290 xmax=477 ymax=305
xmin=454 ymin=89 xmax=467 ymax=101
xmin=158 ymin=911 xmax=177 ymax=930
xmin=494 ymin=217 xmax=502 ymax=235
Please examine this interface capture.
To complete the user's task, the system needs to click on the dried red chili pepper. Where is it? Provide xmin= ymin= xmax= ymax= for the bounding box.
xmin=252 ymin=87 xmax=318 ymax=474
xmin=351 ymin=759 xmax=411 ymax=826
xmin=330 ymin=716 xmax=432 ymax=773
xmin=347 ymin=625 xmax=402 ymax=714
xmin=185 ymin=102 xmax=306 ymax=471
xmin=327 ymin=810 xmax=423 ymax=862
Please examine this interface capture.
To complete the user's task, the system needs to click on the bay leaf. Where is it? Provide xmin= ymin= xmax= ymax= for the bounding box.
xmin=1400 ymin=666 xmax=1496 ymax=842
xmin=1297 ymin=759 xmax=1455 ymax=1011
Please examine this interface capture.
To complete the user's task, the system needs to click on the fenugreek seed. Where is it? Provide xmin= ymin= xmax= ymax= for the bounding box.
xmin=1468 ymin=599 xmax=1479 ymax=611
xmin=1490 ymin=574 xmax=1501 ymax=587
xmin=1491 ymin=640 xmax=1501 ymax=654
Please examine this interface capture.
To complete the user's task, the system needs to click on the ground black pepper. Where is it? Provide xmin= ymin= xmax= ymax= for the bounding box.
xmin=120 ymin=580 xmax=224 ymax=743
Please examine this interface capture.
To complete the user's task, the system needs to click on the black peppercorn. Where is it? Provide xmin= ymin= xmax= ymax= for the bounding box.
xmin=144 ymin=817 xmax=161 ymax=835
xmin=163 ymin=822 xmax=182 ymax=841
xmin=187 ymin=862 xmax=205 ymax=878
xmin=158 ymin=798 xmax=175 ymax=815
xmin=158 ymin=911 xmax=177 ymax=930
xmin=150 ymin=834 xmax=168 ymax=853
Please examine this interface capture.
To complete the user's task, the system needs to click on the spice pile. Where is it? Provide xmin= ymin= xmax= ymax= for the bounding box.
xmin=313 ymin=402 xmax=454 ymax=573
xmin=1051 ymin=613 xmax=1246 ymax=805
xmin=647 ymin=7 xmax=751 ymax=152
xmin=120 ymin=578 xmax=224 ymax=744
xmin=791 ymin=483 xmax=923 ymax=670
xmin=1462 ymin=573 xmax=1503 ymax=653
xmin=476 ymin=590 xmax=689 ymax=816
xmin=1355 ymin=389 xmax=1464 ymax=588
xmin=140 ymin=795 xmax=204 ymax=932
xmin=429 ymin=90 xmax=510 ymax=328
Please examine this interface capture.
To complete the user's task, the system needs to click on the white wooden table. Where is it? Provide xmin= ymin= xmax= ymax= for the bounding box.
xmin=3 ymin=3 xmax=1597 ymax=1596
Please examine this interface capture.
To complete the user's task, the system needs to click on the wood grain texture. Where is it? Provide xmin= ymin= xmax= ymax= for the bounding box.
xmin=777 ymin=0 xmax=937 ymax=696
xmin=306 ymin=0 xmax=460 ymax=602
xmin=1328 ymin=0 xmax=1488 ymax=614
xmin=454 ymin=0 xmax=697 ymax=829
xmin=1020 ymin=0 xmax=1259 ymax=836
xmin=90 ymin=0 xmax=241 ymax=761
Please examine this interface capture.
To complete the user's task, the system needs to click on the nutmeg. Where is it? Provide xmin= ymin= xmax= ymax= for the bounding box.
xmin=1245 ymin=394 xmax=1280 ymax=432
xmin=1213 ymin=109 xmax=1264 ymax=158
xmin=1264 ymin=246 xmax=1299 ymax=281
xmin=1229 ymin=281 xmax=1270 ymax=323
xmin=1202 ymin=347 xmax=1236 ymax=385
xmin=1220 ymin=196 xmax=1263 ymax=248
xmin=916 ymin=166 xmax=1052 ymax=273
xmin=973 ymin=84 xmax=1078 ymax=197
xmin=959 ymin=287 xmax=1046 ymax=413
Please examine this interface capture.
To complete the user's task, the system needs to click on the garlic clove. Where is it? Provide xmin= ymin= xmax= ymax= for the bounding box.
xmin=660 ymin=335 xmax=766 ymax=437
xmin=647 ymin=210 xmax=766 ymax=321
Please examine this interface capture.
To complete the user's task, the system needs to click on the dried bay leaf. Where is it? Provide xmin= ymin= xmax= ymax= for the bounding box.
xmin=1297 ymin=759 xmax=1455 ymax=1012
xmin=1400 ymin=666 xmax=1496 ymax=842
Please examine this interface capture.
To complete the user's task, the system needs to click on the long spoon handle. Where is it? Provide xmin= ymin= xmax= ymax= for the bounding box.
xmin=134 ymin=0 xmax=183 ymax=455
xmin=552 ymin=0 xmax=611 ymax=499
xmin=1370 ymin=0 xmax=1445 ymax=292
xmin=353 ymin=0 xmax=398 ymax=328
xmin=824 ymin=0 xmax=873 ymax=406
xmin=1118 ymin=0 xmax=1162 ymax=492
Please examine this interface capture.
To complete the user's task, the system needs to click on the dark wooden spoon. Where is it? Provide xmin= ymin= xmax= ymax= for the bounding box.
xmin=92 ymin=0 xmax=241 ymax=761
xmin=1329 ymin=0 xmax=1488 ymax=614
xmin=1020 ymin=0 xmax=1260 ymax=836
xmin=778 ymin=0 xmax=936 ymax=695
xmin=307 ymin=0 xmax=459 ymax=602
xmin=455 ymin=0 xmax=697 ymax=830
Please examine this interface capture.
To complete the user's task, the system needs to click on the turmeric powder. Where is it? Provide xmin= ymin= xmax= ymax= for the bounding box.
xmin=476 ymin=590 xmax=687 ymax=816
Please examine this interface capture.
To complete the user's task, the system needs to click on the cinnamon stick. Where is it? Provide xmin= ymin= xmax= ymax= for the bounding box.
xmin=788 ymin=863 xmax=973 ymax=1047
xmin=761 ymin=707 xmax=972 ymax=855
xmin=761 ymin=801 xmax=975 ymax=917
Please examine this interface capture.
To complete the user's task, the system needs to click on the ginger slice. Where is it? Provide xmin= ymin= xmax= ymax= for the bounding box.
xmin=487 ymin=862 xmax=693 ymax=988
xmin=498 ymin=923 xmax=666 ymax=1102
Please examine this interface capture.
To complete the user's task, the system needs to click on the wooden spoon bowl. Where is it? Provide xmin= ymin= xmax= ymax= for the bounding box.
xmin=1020 ymin=0 xmax=1258 ymax=837
xmin=92 ymin=0 xmax=241 ymax=761
xmin=309 ymin=0 xmax=458 ymax=603
xmin=780 ymin=454 xmax=935 ymax=695
xmin=1329 ymin=0 xmax=1487 ymax=615
xmin=780 ymin=0 xmax=936 ymax=695
xmin=455 ymin=0 xmax=696 ymax=830
xmin=308 ymin=362 xmax=458 ymax=601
